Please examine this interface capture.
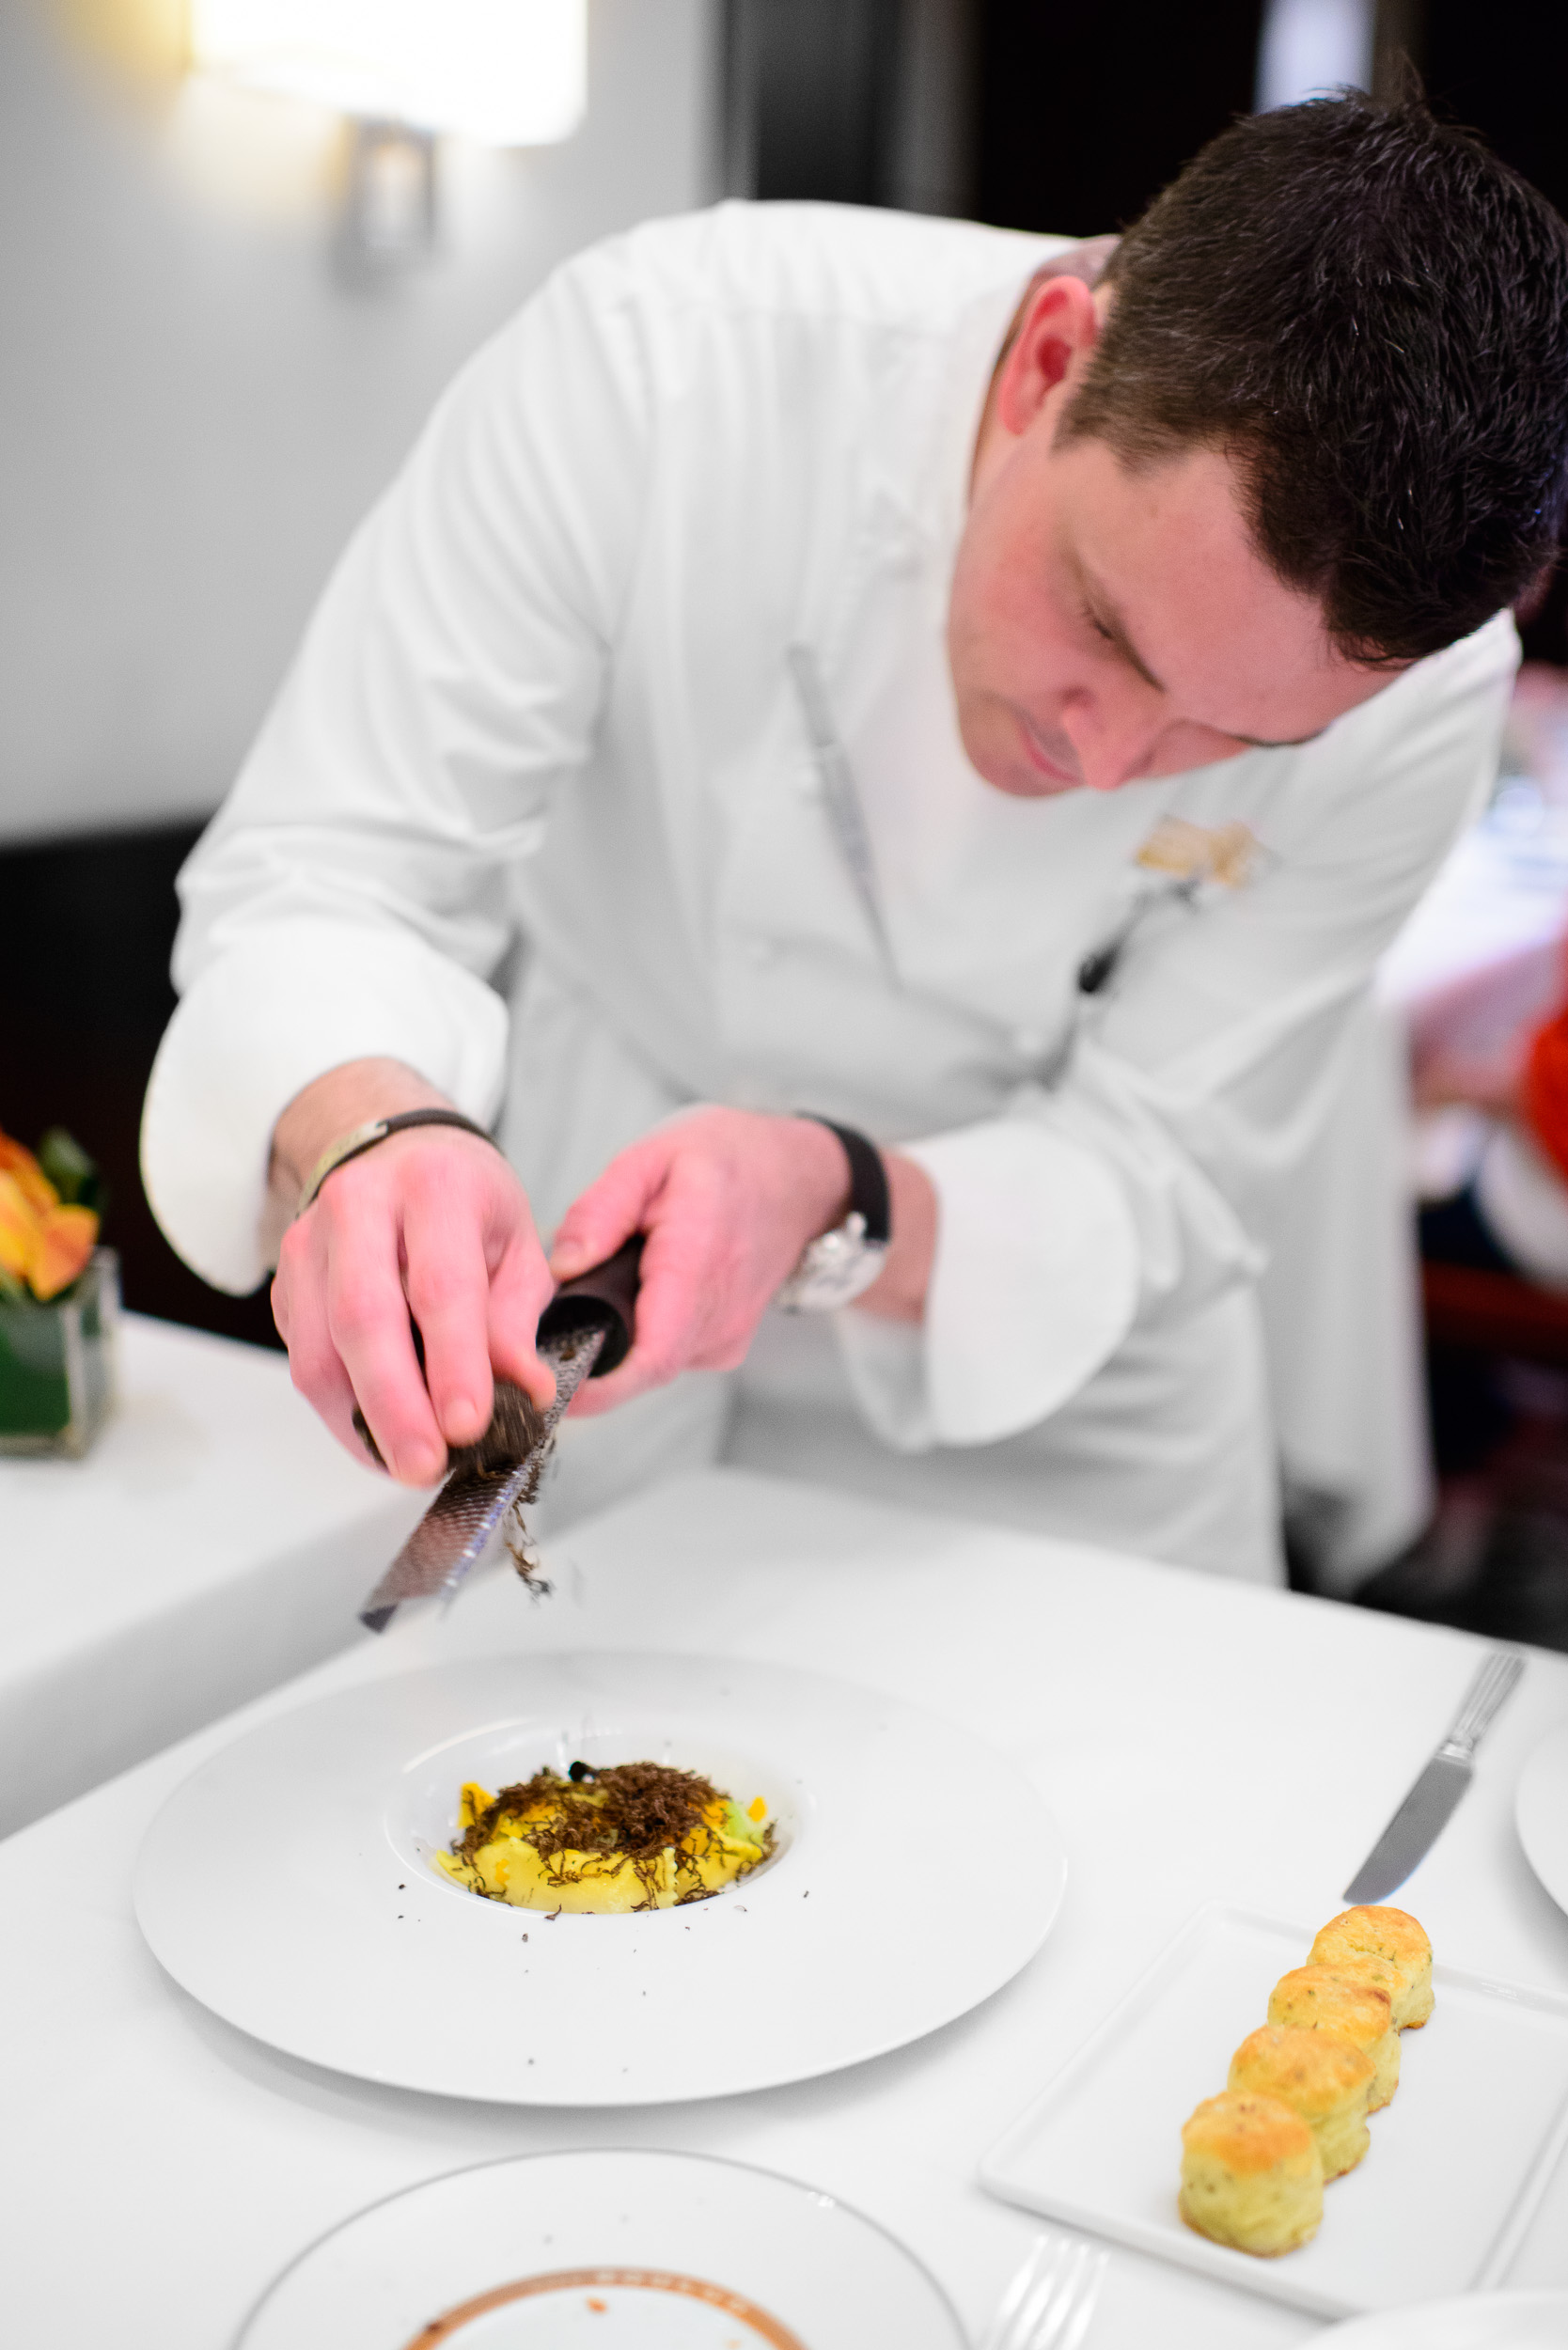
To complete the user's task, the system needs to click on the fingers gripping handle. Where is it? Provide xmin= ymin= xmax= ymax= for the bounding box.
xmin=538 ymin=1235 xmax=645 ymax=1376
xmin=352 ymin=1237 xmax=643 ymax=1470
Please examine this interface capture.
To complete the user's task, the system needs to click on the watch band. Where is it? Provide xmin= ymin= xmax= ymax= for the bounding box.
xmin=775 ymin=1116 xmax=892 ymax=1314
xmin=295 ymin=1108 xmax=499 ymax=1217
xmin=801 ymin=1116 xmax=891 ymax=1245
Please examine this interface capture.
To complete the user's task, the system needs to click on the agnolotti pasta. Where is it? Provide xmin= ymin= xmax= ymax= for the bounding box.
xmin=433 ymin=1760 xmax=774 ymax=1914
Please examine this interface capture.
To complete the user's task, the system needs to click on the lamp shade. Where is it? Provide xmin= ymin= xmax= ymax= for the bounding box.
xmin=188 ymin=0 xmax=587 ymax=146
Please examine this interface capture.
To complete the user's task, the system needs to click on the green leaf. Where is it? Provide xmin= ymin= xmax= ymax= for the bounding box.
xmin=37 ymin=1127 xmax=102 ymax=1214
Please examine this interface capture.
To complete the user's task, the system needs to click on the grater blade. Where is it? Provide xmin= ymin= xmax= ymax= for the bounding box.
xmin=357 ymin=1324 xmax=604 ymax=1632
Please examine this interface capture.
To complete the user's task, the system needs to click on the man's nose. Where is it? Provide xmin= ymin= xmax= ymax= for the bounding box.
xmin=1057 ymin=688 xmax=1167 ymax=793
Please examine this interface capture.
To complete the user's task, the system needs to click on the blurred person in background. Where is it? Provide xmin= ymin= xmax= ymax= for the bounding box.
xmin=143 ymin=98 xmax=1568 ymax=1584
xmin=1410 ymin=768 xmax=1568 ymax=1480
xmin=1416 ymin=955 xmax=1568 ymax=1307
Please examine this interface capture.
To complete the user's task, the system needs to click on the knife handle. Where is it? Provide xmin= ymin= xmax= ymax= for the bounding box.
xmin=1441 ymin=1649 xmax=1525 ymax=1760
xmin=537 ymin=1235 xmax=644 ymax=1378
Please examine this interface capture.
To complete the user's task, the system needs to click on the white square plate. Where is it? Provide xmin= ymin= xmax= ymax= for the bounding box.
xmin=980 ymin=1904 xmax=1568 ymax=2319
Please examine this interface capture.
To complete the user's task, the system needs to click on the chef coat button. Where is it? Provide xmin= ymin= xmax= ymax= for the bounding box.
xmin=747 ymin=937 xmax=778 ymax=968
xmin=1012 ymin=1026 xmax=1046 ymax=1058
xmin=795 ymin=764 xmax=823 ymax=799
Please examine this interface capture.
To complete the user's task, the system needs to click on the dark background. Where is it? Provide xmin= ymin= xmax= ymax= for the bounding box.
xmin=1 ymin=822 xmax=281 ymax=1345
xmin=974 ymin=0 xmax=1268 ymax=237
xmin=7 ymin=0 xmax=1567 ymax=1358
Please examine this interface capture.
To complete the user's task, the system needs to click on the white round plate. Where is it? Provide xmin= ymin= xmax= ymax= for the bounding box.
xmin=1516 ymin=1720 xmax=1568 ymax=1919
xmin=235 ymin=2149 xmax=965 ymax=2349
xmin=134 ymin=1652 xmax=1067 ymax=2104
xmin=1306 ymin=2291 xmax=1568 ymax=2347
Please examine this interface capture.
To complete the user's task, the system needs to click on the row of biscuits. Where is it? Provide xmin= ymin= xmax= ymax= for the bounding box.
xmin=1179 ymin=1905 xmax=1435 ymax=2257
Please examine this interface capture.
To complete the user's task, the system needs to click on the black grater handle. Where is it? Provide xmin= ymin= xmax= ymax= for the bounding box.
xmin=536 ymin=1234 xmax=645 ymax=1377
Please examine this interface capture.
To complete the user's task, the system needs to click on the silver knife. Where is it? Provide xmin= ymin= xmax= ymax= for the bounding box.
xmin=356 ymin=1237 xmax=644 ymax=1633
xmin=1342 ymin=1648 xmax=1525 ymax=1902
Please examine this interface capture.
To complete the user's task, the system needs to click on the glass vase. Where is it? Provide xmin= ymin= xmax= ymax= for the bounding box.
xmin=0 ymin=1247 xmax=120 ymax=1457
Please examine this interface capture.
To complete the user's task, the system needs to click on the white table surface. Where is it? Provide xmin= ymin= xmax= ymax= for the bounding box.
xmin=0 ymin=1310 xmax=426 ymax=1837
xmin=4 ymin=1465 xmax=1567 ymax=2349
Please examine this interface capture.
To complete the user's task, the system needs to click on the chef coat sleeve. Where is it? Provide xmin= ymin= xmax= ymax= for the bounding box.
xmin=835 ymin=613 xmax=1519 ymax=1449
xmin=142 ymin=244 xmax=652 ymax=1293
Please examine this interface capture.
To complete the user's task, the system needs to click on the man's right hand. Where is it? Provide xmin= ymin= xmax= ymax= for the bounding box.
xmin=268 ymin=1060 xmax=557 ymax=1485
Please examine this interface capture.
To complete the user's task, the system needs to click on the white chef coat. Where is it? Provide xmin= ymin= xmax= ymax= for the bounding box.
xmin=142 ymin=201 xmax=1518 ymax=1581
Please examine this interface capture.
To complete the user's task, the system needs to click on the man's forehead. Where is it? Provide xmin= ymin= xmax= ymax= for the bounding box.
xmin=1057 ymin=435 xmax=1401 ymax=742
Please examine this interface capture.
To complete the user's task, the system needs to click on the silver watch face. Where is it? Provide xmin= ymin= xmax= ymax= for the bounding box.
xmin=776 ymin=1213 xmax=888 ymax=1313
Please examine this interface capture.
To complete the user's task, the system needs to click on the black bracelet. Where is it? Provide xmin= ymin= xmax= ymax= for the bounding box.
xmin=295 ymin=1107 xmax=500 ymax=1215
xmin=798 ymin=1115 xmax=891 ymax=1245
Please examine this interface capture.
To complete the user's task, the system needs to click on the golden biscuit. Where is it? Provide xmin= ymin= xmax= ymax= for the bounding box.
xmin=1310 ymin=1947 xmax=1403 ymax=2017
xmin=1180 ymin=2090 xmax=1324 ymax=2256
xmin=1268 ymin=1966 xmax=1400 ymax=2110
xmin=1229 ymin=2024 xmax=1374 ymax=2180
xmin=1309 ymin=1906 xmax=1434 ymax=2029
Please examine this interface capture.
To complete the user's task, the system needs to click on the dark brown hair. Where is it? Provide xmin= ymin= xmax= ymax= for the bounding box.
xmin=1063 ymin=97 xmax=1568 ymax=663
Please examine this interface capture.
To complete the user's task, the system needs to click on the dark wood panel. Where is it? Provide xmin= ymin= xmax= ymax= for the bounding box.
xmin=975 ymin=0 xmax=1266 ymax=237
xmin=1420 ymin=0 xmax=1568 ymax=667
xmin=0 ymin=823 xmax=283 ymax=1349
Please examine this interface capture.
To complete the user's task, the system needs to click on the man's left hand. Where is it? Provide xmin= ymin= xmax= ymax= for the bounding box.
xmin=547 ymin=1106 xmax=933 ymax=1414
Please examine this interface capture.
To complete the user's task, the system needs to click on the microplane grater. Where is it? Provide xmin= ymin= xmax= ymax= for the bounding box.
xmin=355 ymin=1235 xmax=644 ymax=1633
xmin=357 ymin=1326 xmax=604 ymax=1632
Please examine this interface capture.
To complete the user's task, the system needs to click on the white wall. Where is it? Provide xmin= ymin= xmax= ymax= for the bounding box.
xmin=0 ymin=0 xmax=718 ymax=843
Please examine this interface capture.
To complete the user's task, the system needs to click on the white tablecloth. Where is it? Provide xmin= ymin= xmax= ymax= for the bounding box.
xmin=0 ymin=1311 xmax=426 ymax=1837
xmin=2 ymin=1467 xmax=1565 ymax=2347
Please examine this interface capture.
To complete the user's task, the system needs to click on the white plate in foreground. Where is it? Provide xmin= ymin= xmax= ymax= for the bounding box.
xmin=135 ymin=1652 xmax=1067 ymax=2105
xmin=1517 ymin=1720 xmax=1568 ymax=1920
xmin=235 ymin=2148 xmax=964 ymax=2349
xmin=980 ymin=1904 xmax=1568 ymax=2320
xmin=1306 ymin=2290 xmax=1568 ymax=2346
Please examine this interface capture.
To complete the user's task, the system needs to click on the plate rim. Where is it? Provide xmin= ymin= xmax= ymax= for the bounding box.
xmin=231 ymin=2144 xmax=968 ymax=2350
xmin=1304 ymin=2285 xmax=1568 ymax=2346
xmin=1515 ymin=1718 xmax=1568 ymax=1920
xmin=135 ymin=1649 xmax=1070 ymax=2107
xmin=979 ymin=1899 xmax=1568 ymax=2321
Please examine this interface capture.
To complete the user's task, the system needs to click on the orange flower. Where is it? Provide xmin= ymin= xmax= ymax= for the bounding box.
xmin=31 ymin=1206 xmax=98 ymax=1300
xmin=0 ymin=1136 xmax=99 ymax=1301
xmin=0 ymin=1130 xmax=57 ymax=1217
xmin=0 ymin=1171 xmax=37 ymax=1286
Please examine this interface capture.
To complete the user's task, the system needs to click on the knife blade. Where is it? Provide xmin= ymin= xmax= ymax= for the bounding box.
xmin=1342 ymin=1648 xmax=1525 ymax=1902
xmin=356 ymin=1235 xmax=643 ymax=1633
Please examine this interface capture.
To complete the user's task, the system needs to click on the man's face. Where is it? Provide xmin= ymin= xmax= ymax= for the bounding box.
xmin=949 ymin=279 xmax=1403 ymax=797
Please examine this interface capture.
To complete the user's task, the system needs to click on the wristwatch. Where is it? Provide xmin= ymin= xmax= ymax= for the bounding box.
xmin=775 ymin=1118 xmax=891 ymax=1313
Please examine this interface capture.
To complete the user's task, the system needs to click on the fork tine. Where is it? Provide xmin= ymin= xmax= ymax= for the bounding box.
xmin=983 ymin=2229 xmax=1108 ymax=2350
xmin=1010 ymin=2241 xmax=1074 ymax=2347
xmin=980 ymin=2232 xmax=1069 ymax=2350
xmin=1051 ymin=2246 xmax=1106 ymax=2350
xmin=1026 ymin=2238 xmax=1090 ymax=2349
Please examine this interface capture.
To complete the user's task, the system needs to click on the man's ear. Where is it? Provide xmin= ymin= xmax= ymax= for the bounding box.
xmin=994 ymin=274 xmax=1101 ymax=440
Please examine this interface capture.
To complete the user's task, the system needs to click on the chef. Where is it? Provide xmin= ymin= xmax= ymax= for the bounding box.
xmin=142 ymin=96 xmax=1568 ymax=1580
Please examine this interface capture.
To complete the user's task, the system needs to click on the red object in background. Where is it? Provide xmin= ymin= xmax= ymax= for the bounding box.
xmin=1423 ymin=1257 xmax=1568 ymax=1364
xmin=1525 ymin=981 xmax=1568 ymax=1186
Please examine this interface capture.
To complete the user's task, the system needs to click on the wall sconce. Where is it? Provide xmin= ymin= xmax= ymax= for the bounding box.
xmin=1255 ymin=0 xmax=1374 ymax=110
xmin=186 ymin=0 xmax=588 ymax=269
